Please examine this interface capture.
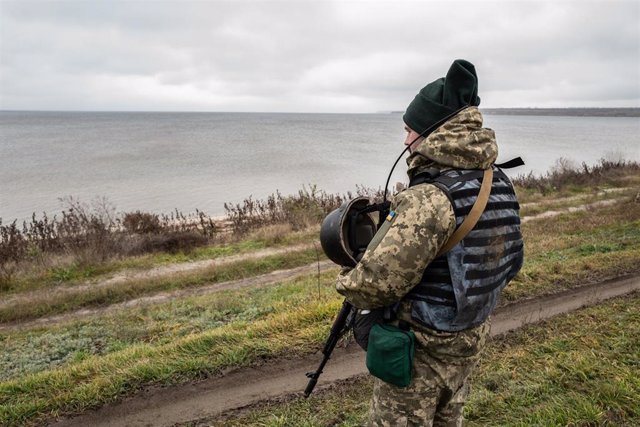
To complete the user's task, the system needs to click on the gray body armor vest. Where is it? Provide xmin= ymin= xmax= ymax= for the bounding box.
xmin=404 ymin=167 xmax=524 ymax=332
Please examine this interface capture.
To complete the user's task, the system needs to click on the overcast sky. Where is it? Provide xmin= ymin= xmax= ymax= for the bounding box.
xmin=1 ymin=0 xmax=639 ymax=112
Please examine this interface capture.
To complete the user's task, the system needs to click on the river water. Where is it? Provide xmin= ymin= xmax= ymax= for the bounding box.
xmin=1 ymin=111 xmax=638 ymax=221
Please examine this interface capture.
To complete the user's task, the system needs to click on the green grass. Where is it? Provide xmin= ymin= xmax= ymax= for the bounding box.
xmin=466 ymin=295 xmax=640 ymax=425
xmin=515 ymin=183 xmax=622 ymax=206
xmin=2 ymin=227 xmax=319 ymax=296
xmin=0 ymin=296 xmax=344 ymax=426
xmin=3 ymin=201 xmax=639 ymax=383
xmin=0 ymin=192 xmax=639 ymax=425
xmin=4 ymin=196 xmax=638 ymax=327
xmin=211 ymin=293 xmax=640 ymax=427
xmin=518 ymin=187 xmax=633 ymax=217
xmin=1 ymin=246 xmax=638 ymax=425
xmin=0 ymin=197 xmax=638 ymax=422
xmin=513 ymin=165 xmax=640 ymax=205
xmin=0 ymin=246 xmax=325 ymax=324
xmin=4 ymin=177 xmax=631 ymax=296
xmin=502 ymin=199 xmax=640 ymax=302
xmin=117 ymin=226 xmax=318 ymax=267
xmin=0 ymin=270 xmax=339 ymax=381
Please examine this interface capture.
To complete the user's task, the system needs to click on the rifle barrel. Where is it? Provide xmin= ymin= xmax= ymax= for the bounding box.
xmin=304 ymin=300 xmax=353 ymax=397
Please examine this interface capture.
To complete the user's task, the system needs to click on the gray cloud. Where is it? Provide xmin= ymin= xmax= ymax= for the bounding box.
xmin=1 ymin=0 xmax=638 ymax=111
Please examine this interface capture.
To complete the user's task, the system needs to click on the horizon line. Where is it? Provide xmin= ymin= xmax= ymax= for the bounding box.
xmin=1 ymin=106 xmax=640 ymax=114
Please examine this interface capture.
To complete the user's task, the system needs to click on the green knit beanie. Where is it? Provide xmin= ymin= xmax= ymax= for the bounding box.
xmin=403 ymin=59 xmax=481 ymax=136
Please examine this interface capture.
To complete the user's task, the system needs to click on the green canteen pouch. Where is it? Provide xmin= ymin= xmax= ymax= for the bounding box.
xmin=366 ymin=323 xmax=416 ymax=387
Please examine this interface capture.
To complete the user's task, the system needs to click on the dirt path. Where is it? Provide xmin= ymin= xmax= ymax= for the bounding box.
xmin=50 ymin=275 xmax=640 ymax=427
xmin=89 ymin=242 xmax=317 ymax=289
xmin=2 ymin=197 xmax=630 ymax=332
xmin=0 ymin=260 xmax=336 ymax=332
xmin=0 ymin=242 xmax=317 ymax=309
xmin=519 ymin=187 xmax=629 ymax=209
xmin=521 ymin=198 xmax=620 ymax=223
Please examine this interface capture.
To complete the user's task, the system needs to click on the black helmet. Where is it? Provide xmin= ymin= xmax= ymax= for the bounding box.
xmin=320 ymin=197 xmax=377 ymax=268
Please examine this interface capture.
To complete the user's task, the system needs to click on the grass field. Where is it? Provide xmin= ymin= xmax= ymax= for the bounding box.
xmin=0 ymin=270 xmax=338 ymax=381
xmin=211 ymin=292 xmax=640 ymax=426
xmin=0 ymin=171 xmax=638 ymax=426
xmin=1 ymin=226 xmax=319 ymax=296
xmin=2 ymin=191 xmax=638 ymax=326
xmin=0 ymin=245 xmax=324 ymax=324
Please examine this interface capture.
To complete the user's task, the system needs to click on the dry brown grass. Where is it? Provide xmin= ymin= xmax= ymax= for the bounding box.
xmin=245 ymin=223 xmax=294 ymax=245
xmin=512 ymin=158 xmax=640 ymax=195
xmin=223 ymin=184 xmax=391 ymax=235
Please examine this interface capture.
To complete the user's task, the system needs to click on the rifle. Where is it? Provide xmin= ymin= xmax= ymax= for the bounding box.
xmin=304 ymin=299 xmax=355 ymax=397
xmin=305 ymin=200 xmax=389 ymax=398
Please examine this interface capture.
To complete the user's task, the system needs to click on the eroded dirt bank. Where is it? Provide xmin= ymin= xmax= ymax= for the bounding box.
xmin=50 ymin=275 xmax=640 ymax=427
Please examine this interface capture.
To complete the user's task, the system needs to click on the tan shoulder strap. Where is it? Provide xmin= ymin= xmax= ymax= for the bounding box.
xmin=436 ymin=168 xmax=493 ymax=257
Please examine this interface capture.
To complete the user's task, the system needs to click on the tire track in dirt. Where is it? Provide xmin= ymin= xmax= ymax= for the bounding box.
xmin=521 ymin=198 xmax=620 ymax=223
xmin=0 ymin=260 xmax=336 ymax=332
xmin=49 ymin=275 xmax=640 ymax=427
xmin=0 ymin=242 xmax=317 ymax=309
xmin=519 ymin=187 xmax=629 ymax=209
xmin=1 ymin=197 xmax=630 ymax=332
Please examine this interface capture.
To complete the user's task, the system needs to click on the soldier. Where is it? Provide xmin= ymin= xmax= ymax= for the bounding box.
xmin=336 ymin=59 xmax=524 ymax=426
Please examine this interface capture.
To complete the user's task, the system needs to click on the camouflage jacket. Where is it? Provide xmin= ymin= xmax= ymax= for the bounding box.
xmin=335 ymin=107 xmax=498 ymax=310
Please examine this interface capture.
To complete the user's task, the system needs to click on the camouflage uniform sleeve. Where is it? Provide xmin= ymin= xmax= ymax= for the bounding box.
xmin=335 ymin=184 xmax=456 ymax=309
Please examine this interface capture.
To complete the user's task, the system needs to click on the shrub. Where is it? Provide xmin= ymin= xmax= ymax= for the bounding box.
xmin=122 ymin=211 xmax=162 ymax=234
xmin=55 ymin=197 xmax=119 ymax=265
xmin=0 ymin=198 xmax=220 ymax=286
xmin=246 ymin=224 xmax=294 ymax=245
xmin=512 ymin=158 xmax=640 ymax=194
xmin=134 ymin=231 xmax=209 ymax=254
xmin=223 ymin=184 xmax=387 ymax=235
xmin=0 ymin=219 xmax=28 ymax=289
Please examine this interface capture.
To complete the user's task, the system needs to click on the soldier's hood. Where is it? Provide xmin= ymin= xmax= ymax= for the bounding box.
xmin=406 ymin=107 xmax=497 ymax=176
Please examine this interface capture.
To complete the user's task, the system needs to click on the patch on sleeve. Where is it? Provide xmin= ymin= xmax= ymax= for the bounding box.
xmin=366 ymin=210 xmax=397 ymax=253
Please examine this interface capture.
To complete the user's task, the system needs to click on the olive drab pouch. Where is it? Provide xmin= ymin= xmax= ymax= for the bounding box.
xmin=366 ymin=323 xmax=416 ymax=387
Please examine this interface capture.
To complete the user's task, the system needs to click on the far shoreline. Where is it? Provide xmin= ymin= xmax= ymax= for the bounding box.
xmin=483 ymin=107 xmax=640 ymax=117
xmin=386 ymin=107 xmax=640 ymax=117
xmin=3 ymin=108 xmax=640 ymax=117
